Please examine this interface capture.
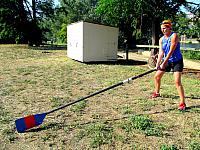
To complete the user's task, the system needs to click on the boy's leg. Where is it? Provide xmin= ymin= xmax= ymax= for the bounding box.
xmin=152 ymin=62 xmax=170 ymax=98
xmin=173 ymin=59 xmax=185 ymax=110
xmin=153 ymin=70 xmax=165 ymax=94
xmin=174 ymin=72 xmax=185 ymax=103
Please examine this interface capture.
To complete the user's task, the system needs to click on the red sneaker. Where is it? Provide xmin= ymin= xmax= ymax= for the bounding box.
xmin=178 ymin=102 xmax=186 ymax=111
xmin=151 ymin=92 xmax=160 ymax=98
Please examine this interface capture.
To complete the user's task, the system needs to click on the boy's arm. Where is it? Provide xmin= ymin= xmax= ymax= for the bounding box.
xmin=156 ymin=37 xmax=164 ymax=69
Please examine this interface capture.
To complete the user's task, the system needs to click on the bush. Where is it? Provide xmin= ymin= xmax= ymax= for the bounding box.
xmin=160 ymin=144 xmax=179 ymax=150
xmin=181 ymin=50 xmax=200 ymax=60
xmin=121 ymin=115 xmax=165 ymax=137
xmin=189 ymin=140 xmax=200 ymax=150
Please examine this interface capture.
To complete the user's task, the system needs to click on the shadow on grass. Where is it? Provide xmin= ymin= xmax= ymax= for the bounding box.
xmin=187 ymin=105 xmax=200 ymax=109
xmin=24 ymin=108 xmax=176 ymax=133
xmin=161 ymin=95 xmax=200 ymax=100
xmin=185 ymin=96 xmax=200 ymax=100
xmin=184 ymin=105 xmax=200 ymax=113
xmin=150 ymin=105 xmax=200 ymax=114
xmin=29 ymin=45 xmax=67 ymax=50
xmin=24 ymin=115 xmax=130 ymax=133
xmin=23 ymin=104 xmax=200 ymax=133
xmin=85 ymin=59 xmax=147 ymax=66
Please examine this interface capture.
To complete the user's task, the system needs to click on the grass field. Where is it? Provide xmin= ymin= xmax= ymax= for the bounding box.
xmin=0 ymin=45 xmax=200 ymax=150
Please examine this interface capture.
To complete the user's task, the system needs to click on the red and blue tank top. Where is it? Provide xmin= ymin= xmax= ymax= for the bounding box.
xmin=162 ymin=32 xmax=182 ymax=63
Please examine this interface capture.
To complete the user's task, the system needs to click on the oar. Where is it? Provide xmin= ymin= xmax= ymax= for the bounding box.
xmin=15 ymin=69 xmax=156 ymax=133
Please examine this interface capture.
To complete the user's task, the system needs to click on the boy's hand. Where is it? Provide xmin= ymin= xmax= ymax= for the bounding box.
xmin=156 ymin=64 xmax=161 ymax=70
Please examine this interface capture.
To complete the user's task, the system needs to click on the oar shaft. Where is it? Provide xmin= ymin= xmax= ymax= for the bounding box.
xmin=46 ymin=69 xmax=156 ymax=114
xmin=47 ymin=82 xmax=123 ymax=114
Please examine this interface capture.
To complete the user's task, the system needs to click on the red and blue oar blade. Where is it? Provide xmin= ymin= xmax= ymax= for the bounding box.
xmin=15 ymin=113 xmax=46 ymax=133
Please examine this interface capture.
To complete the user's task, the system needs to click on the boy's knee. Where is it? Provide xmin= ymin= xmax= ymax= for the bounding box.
xmin=175 ymin=80 xmax=182 ymax=87
xmin=154 ymin=75 xmax=161 ymax=81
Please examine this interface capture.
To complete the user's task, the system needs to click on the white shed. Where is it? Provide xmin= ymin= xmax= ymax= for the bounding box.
xmin=67 ymin=21 xmax=119 ymax=62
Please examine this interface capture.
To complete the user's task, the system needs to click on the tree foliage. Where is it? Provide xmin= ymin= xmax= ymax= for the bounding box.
xmin=0 ymin=0 xmax=199 ymax=46
xmin=95 ymin=0 xmax=182 ymax=46
xmin=95 ymin=0 xmax=200 ymax=47
xmin=0 ymin=0 xmax=29 ymax=43
xmin=53 ymin=0 xmax=99 ymax=43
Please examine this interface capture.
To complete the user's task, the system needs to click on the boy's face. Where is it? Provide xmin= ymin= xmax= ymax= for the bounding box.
xmin=161 ymin=25 xmax=171 ymax=34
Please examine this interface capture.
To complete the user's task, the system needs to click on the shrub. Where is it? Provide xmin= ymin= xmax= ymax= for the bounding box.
xmin=121 ymin=115 xmax=165 ymax=137
xmin=189 ymin=140 xmax=200 ymax=150
xmin=160 ymin=144 xmax=179 ymax=150
xmin=181 ymin=50 xmax=200 ymax=60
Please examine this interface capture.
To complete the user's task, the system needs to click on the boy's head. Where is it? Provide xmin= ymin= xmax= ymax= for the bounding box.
xmin=161 ymin=20 xmax=172 ymax=30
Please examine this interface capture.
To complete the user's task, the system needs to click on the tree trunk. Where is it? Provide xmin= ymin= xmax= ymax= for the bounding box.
xmin=151 ymin=17 xmax=160 ymax=45
xmin=32 ymin=0 xmax=36 ymax=23
xmin=29 ymin=0 xmax=42 ymax=46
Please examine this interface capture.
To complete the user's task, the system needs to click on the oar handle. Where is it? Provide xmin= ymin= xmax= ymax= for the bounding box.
xmin=46 ymin=69 xmax=156 ymax=114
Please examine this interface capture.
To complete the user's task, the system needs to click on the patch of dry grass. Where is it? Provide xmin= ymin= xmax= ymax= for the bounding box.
xmin=0 ymin=45 xmax=200 ymax=149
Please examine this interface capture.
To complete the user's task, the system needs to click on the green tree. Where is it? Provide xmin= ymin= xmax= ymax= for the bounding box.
xmin=95 ymin=0 xmax=199 ymax=47
xmin=27 ymin=0 xmax=56 ymax=45
xmin=175 ymin=13 xmax=190 ymax=36
xmin=96 ymin=0 xmax=143 ymax=47
xmin=53 ymin=0 xmax=99 ymax=44
xmin=36 ymin=0 xmax=55 ymax=44
xmin=175 ymin=3 xmax=200 ymax=39
xmin=0 ymin=0 xmax=29 ymax=43
xmin=0 ymin=0 xmax=56 ymax=45
xmin=191 ymin=5 xmax=200 ymax=39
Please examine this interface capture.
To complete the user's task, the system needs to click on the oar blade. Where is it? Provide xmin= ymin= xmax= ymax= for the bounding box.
xmin=15 ymin=113 xmax=46 ymax=133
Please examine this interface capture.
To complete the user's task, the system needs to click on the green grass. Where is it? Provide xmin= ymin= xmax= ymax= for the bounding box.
xmin=120 ymin=115 xmax=165 ymax=137
xmin=0 ymin=45 xmax=200 ymax=149
xmin=189 ymin=140 xmax=200 ymax=150
xmin=70 ymin=101 xmax=87 ymax=113
xmin=81 ymin=122 xmax=114 ymax=148
xmin=120 ymin=105 xmax=134 ymax=115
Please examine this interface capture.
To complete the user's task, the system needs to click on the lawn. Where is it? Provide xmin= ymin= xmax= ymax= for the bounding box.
xmin=0 ymin=45 xmax=200 ymax=150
